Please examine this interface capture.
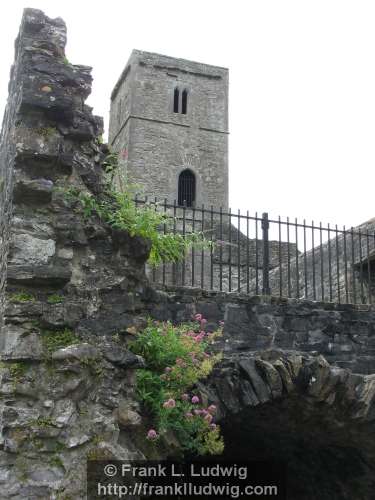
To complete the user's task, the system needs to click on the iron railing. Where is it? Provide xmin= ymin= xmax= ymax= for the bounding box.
xmin=134 ymin=197 xmax=375 ymax=305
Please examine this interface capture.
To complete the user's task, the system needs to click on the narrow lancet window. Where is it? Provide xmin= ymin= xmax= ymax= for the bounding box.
xmin=173 ymin=87 xmax=179 ymax=113
xmin=182 ymin=89 xmax=188 ymax=114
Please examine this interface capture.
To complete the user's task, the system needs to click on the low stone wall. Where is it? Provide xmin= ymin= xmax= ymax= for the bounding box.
xmin=149 ymin=287 xmax=375 ymax=374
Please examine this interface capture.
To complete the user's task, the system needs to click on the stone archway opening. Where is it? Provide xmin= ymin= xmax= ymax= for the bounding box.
xmin=201 ymin=351 xmax=375 ymax=500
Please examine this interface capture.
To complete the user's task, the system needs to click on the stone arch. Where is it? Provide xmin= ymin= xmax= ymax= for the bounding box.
xmin=199 ymin=351 xmax=375 ymax=500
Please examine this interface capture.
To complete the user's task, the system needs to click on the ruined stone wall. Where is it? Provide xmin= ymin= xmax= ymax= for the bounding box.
xmin=0 ymin=9 xmax=156 ymax=498
xmin=265 ymin=219 xmax=375 ymax=303
xmin=2 ymin=8 xmax=375 ymax=500
xmin=149 ymin=288 xmax=375 ymax=374
xmin=0 ymin=13 xmax=23 ymax=334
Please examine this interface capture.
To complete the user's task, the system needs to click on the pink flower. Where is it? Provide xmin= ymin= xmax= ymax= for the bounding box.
xmin=194 ymin=409 xmax=202 ymax=416
xmin=191 ymin=396 xmax=200 ymax=404
xmin=163 ymin=399 xmax=176 ymax=409
xmin=219 ymin=320 xmax=225 ymax=327
xmin=204 ymin=413 xmax=213 ymax=423
xmin=207 ymin=405 xmax=217 ymax=415
xmin=194 ymin=314 xmax=203 ymax=321
xmin=200 ymin=318 xmax=207 ymax=326
xmin=210 ymin=423 xmax=217 ymax=430
xmin=185 ymin=412 xmax=193 ymax=419
xmin=147 ymin=429 xmax=158 ymax=440
xmin=165 ymin=367 xmax=172 ymax=373
xmin=181 ymin=393 xmax=189 ymax=401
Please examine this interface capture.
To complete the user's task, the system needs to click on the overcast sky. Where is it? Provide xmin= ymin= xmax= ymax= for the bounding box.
xmin=1 ymin=1 xmax=375 ymax=228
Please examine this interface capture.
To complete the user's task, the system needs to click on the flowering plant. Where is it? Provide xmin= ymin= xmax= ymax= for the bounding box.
xmin=130 ymin=314 xmax=224 ymax=455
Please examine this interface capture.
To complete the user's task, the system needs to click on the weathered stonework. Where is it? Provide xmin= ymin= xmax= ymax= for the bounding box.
xmin=204 ymin=350 xmax=375 ymax=500
xmin=1 ymin=8 xmax=375 ymax=500
xmin=0 ymin=9 xmax=154 ymax=498
xmin=265 ymin=218 xmax=375 ymax=303
xmin=109 ymin=50 xmax=229 ymax=209
xmin=148 ymin=287 xmax=375 ymax=374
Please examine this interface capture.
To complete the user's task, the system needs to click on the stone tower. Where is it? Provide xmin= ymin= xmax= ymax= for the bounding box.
xmin=109 ymin=50 xmax=229 ymax=209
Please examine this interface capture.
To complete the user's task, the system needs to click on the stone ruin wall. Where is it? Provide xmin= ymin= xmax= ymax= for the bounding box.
xmin=0 ymin=9 xmax=158 ymax=498
xmin=266 ymin=219 xmax=375 ymax=303
xmin=1 ymin=8 xmax=375 ymax=500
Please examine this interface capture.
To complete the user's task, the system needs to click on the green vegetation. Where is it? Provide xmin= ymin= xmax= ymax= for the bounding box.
xmin=33 ymin=416 xmax=55 ymax=429
xmin=41 ymin=328 xmax=78 ymax=354
xmin=49 ymin=455 xmax=64 ymax=469
xmin=65 ymin=152 xmax=210 ymax=266
xmin=9 ymin=291 xmax=35 ymax=303
xmin=129 ymin=315 xmax=224 ymax=456
xmin=47 ymin=294 xmax=65 ymax=304
xmin=62 ymin=56 xmax=70 ymax=65
xmin=8 ymin=362 xmax=28 ymax=382
xmin=36 ymin=126 xmax=56 ymax=138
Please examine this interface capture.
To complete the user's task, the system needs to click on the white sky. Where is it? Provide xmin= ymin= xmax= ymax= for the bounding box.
xmin=1 ymin=1 xmax=375 ymax=228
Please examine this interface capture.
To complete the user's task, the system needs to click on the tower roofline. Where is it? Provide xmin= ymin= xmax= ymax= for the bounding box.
xmin=111 ymin=49 xmax=228 ymax=102
xmin=130 ymin=49 xmax=229 ymax=72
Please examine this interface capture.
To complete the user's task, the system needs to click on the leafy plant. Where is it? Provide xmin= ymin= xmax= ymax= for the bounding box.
xmin=33 ymin=416 xmax=55 ymax=429
xmin=65 ymin=152 xmax=210 ymax=265
xmin=41 ymin=328 xmax=78 ymax=355
xmin=8 ymin=362 xmax=28 ymax=382
xmin=47 ymin=294 xmax=64 ymax=304
xmin=9 ymin=291 xmax=35 ymax=303
xmin=130 ymin=314 xmax=224 ymax=456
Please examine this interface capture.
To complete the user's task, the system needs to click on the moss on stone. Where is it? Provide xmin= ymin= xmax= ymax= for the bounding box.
xmin=8 ymin=362 xmax=28 ymax=381
xmin=47 ymin=294 xmax=65 ymax=304
xmin=35 ymin=126 xmax=57 ymax=138
xmin=41 ymin=328 xmax=78 ymax=354
xmin=8 ymin=291 xmax=35 ymax=303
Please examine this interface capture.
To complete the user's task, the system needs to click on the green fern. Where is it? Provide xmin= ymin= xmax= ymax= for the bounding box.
xmin=66 ymin=153 xmax=210 ymax=265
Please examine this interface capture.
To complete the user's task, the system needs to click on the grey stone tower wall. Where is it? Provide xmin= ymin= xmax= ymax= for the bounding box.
xmin=109 ymin=50 xmax=229 ymax=209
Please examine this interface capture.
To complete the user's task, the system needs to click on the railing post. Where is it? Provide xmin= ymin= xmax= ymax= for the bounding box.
xmin=262 ymin=212 xmax=270 ymax=295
